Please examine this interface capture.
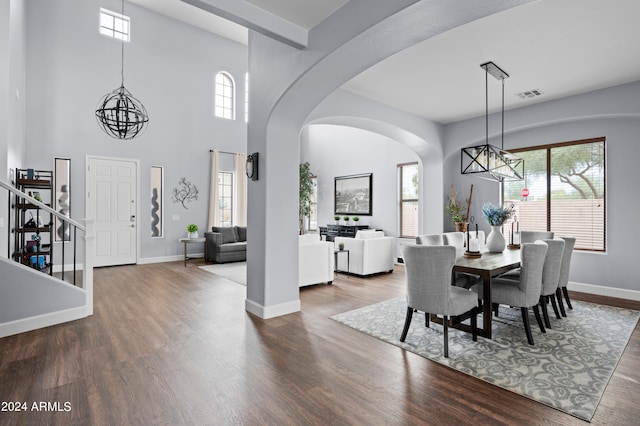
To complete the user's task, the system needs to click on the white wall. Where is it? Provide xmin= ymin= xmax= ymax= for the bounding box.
xmin=301 ymin=124 xmax=419 ymax=236
xmin=23 ymin=0 xmax=248 ymax=261
xmin=445 ymin=81 xmax=640 ymax=293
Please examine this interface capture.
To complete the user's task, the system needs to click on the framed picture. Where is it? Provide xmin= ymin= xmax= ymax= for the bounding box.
xmin=334 ymin=173 xmax=372 ymax=216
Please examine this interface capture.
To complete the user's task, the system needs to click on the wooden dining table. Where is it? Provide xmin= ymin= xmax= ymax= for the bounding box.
xmin=448 ymin=248 xmax=522 ymax=339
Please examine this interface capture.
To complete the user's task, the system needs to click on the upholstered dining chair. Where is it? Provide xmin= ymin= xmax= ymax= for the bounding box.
xmin=400 ymin=244 xmax=478 ymax=358
xmin=556 ymin=236 xmax=577 ymax=316
xmin=442 ymin=232 xmax=482 ymax=289
xmin=538 ymin=239 xmax=565 ymax=328
xmin=521 ymin=230 xmax=554 ymax=243
xmin=474 ymin=241 xmax=548 ymax=345
xmin=442 ymin=232 xmax=465 ymax=249
xmin=416 ymin=234 xmax=444 ymax=246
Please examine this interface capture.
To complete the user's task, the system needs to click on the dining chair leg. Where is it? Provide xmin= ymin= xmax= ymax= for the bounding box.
xmin=400 ymin=307 xmax=413 ymax=342
xmin=425 ymin=312 xmax=430 ymax=327
xmin=532 ymin=304 xmax=546 ymax=334
xmin=492 ymin=303 xmax=499 ymax=317
xmin=540 ymin=296 xmax=552 ymax=329
xmin=471 ymin=307 xmax=478 ymax=342
xmin=549 ymin=294 xmax=562 ymax=319
xmin=443 ymin=315 xmax=449 ymax=358
xmin=521 ymin=307 xmax=535 ymax=345
xmin=556 ymin=288 xmax=567 ymax=317
xmin=562 ymin=287 xmax=573 ymax=310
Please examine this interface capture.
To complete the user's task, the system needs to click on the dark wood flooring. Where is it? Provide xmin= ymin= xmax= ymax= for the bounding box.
xmin=1 ymin=261 xmax=639 ymax=425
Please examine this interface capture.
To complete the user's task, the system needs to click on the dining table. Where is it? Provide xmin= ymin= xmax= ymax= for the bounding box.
xmin=445 ymin=247 xmax=522 ymax=339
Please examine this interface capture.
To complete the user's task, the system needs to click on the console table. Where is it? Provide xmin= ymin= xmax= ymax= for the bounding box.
xmin=321 ymin=224 xmax=369 ymax=242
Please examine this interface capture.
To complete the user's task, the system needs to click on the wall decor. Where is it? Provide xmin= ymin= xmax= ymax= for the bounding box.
xmin=334 ymin=173 xmax=372 ymax=216
xmin=54 ymin=158 xmax=70 ymax=241
xmin=150 ymin=166 xmax=163 ymax=237
xmin=172 ymin=177 xmax=199 ymax=209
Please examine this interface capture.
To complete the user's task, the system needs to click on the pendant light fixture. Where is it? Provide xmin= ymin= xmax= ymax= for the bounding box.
xmin=460 ymin=61 xmax=523 ymax=182
xmin=95 ymin=0 xmax=149 ymax=140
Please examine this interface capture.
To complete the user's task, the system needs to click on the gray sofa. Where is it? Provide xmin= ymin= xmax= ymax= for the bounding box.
xmin=205 ymin=226 xmax=247 ymax=263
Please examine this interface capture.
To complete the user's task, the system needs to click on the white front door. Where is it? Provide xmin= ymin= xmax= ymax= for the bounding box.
xmin=87 ymin=157 xmax=138 ymax=267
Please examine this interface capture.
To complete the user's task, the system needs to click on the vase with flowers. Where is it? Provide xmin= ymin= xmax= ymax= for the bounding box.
xmin=482 ymin=202 xmax=514 ymax=252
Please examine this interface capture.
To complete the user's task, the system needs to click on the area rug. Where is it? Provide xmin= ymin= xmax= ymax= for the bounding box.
xmin=199 ymin=262 xmax=246 ymax=286
xmin=330 ymin=298 xmax=639 ymax=421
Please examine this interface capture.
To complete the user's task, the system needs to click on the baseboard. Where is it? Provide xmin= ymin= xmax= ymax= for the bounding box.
xmin=0 ymin=306 xmax=88 ymax=338
xmin=569 ymin=281 xmax=640 ymax=302
xmin=138 ymin=255 xmax=185 ymax=264
xmin=245 ymin=298 xmax=301 ymax=319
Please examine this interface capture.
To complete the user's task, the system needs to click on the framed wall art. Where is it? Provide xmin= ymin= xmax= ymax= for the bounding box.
xmin=334 ymin=173 xmax=372 ymax=216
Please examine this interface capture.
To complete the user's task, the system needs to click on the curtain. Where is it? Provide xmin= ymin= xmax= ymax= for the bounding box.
xmin=207 ymin=150 xmax=220 ymax=231
xmin=234 ymin=152 xmax=247 ymax=226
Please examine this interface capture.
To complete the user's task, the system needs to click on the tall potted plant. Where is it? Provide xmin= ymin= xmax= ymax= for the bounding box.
xmin=299 ymin=162 xmax=315 ymax=235
xmin=445 ymin=184 xmax=470 ymax=232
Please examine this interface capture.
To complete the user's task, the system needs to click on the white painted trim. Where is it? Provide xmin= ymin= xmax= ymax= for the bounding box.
xmin=0 ymin=307 xmax=88 ymax=338
xmin=569 ymin=281 xmax=640 ymax=302
xmin=139 ymin=255 xmax=184 ymax=264
xmin=245 ymin=298 xmax=300 ymax=319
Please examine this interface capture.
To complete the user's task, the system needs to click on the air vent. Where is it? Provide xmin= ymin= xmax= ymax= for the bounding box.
xmin=516 ymin=89 xmax=543 ymax=99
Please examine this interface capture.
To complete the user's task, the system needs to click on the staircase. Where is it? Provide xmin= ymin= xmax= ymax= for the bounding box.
xmin=1 ymin=179 xmax=94 ymax=338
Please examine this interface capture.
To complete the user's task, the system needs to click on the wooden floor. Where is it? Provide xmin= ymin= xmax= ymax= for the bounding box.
xmin=1 ymin=261 xmax=639 ymax=425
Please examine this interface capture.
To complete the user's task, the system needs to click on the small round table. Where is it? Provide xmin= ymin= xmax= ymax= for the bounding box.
xmin=179 ymin=237 xmax=206 ymax=267
xmin=334 ymin=249 xmax=350 ymax=275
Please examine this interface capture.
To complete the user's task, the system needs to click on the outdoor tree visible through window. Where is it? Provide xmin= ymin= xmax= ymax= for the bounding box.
xmin=503 ymin=138 xmax=605 ymax=251
xmin=399 ymin=163 xmax=419 ymax=238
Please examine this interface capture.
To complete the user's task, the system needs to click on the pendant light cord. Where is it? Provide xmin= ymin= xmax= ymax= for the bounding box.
xmin=485 ymin=67 xmax=489 ymax=146
xmin=121 ymin=0 xmax=125 ymax=87
xmin=501 ymin=77 xmax=505 ymax=150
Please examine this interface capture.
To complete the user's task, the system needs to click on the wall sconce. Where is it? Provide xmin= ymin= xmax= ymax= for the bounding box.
xmin=246 ymin=152 xmax=259 ymax=181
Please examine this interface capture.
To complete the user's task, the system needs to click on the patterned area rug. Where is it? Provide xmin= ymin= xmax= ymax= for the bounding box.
xmin=199 ymin=262 xmax=246 ymax=285
xmin=331 ymin=298 xmax=639 ymax=421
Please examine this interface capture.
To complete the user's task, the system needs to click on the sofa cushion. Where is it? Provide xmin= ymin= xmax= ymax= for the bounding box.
xmin=356 ymin=230 xmax=384 ymax=239
xmin=212 ymin=226 xmax=238 ymax=244
xmin=217 ymin=241 xmax=246 ymax=253
xmin=236 ymin=226 xmax=247 ymax=242
xmin=299 ymin=234 xmax=320 ymax=245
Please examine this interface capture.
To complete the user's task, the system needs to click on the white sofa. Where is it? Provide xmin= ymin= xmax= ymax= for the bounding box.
xmin=334 ymin=230 xmax=395 ymax=276
xmin=299 ymin=234 xmax=334 ymax=287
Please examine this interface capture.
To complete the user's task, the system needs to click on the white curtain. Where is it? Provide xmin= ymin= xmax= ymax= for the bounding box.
xmin=234 ymin=152 xmax=247 ymax=226
xmin=207 ymin=150 xmax=220 ymax=231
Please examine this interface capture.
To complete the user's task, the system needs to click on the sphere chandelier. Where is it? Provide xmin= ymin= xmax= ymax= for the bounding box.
xmin=95 ymin=0 xmax=149 ymax=140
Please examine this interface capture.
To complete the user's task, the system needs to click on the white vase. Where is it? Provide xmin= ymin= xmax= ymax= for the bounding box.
xmin=486 ymin=225 xmax=506 ymax=253
xmin=188 ymin=231 xmax=198 ymax=239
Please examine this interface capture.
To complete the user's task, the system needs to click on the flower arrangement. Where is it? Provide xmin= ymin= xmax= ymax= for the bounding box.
xmin=482 ymin=202 xmax=514 ymax=226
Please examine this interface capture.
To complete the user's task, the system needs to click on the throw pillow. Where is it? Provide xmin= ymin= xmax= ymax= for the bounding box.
xmin=212 ymin=226 xmax=238 ymax=244
xmin=236 ymin=226 xmax=247 ymax=242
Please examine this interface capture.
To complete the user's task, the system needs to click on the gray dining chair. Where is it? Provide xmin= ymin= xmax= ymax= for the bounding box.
xmin=442 ymin=232 xmax=465 ymax=249
xmin=474 ymin=241 xmax=548 ymax=345
xmin=557 ymin=236 xmax=577 ymax=316
xmin=416 ymin=234 xmax=444 ymax=246
xmin=521 ymin=230 xmax=554 ymax=243
xmin=539 ymin=239 xmax=565 ymax=328
xmin=400 ymin=244 xmax=478 ymax=358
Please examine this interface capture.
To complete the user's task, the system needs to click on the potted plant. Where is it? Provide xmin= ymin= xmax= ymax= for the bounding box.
xmin=334 ymin=215 xmax=340 ymax=224
xmin=445 ymin=184 xmax=469 ymax=232
xmin=352 ymin=216 xmax=360 ymax=225
xmin=187 ymin=224 xmax=199 ymax=239
xmin=482 ymin=202 xmax=514 ymax=252
xmin=299 ymin=162 xmax=315 ymax=235
xmin=338 ymin=242 xmax=345 ymax=251
xmin=343 ymin=215 xmax=350 ymax=224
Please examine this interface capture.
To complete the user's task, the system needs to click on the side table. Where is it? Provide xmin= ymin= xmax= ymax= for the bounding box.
xmin=179 ymin=237 xmax=206 ymax=267
xmin=334 ymin=249 xmax=350 ymax=275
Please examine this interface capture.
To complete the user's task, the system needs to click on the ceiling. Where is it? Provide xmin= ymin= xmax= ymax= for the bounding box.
xmin=128 ymin=0 xmax=640 ymax=124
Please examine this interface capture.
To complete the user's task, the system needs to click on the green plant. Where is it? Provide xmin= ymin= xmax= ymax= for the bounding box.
xmin=445 ymin=185 xmax=468 ymax=224
xmin=299 ymin=162 xmax=315 ymax=235
xmin=338 ymin=242 xmax=345 ymax=250
xmin=343 ymin=216 xmax=350 ymax=222
xmin=334 ymin=215 xmax=340 ymax=221
xmin=352 ymin=216 xmax=360 ymax=222
xmin=482 ymin=202 xmax=514 ymax=226
xmin=186 ymin=224 xmax=198 ymax=233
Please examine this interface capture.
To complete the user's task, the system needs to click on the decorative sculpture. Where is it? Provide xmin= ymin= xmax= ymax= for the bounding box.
xmin=172 ymin=177 xmax=199 ymax=209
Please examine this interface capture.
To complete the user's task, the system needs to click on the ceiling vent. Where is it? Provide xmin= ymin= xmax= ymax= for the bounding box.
xmin=516 ymin=89 xmax=543 ymax=99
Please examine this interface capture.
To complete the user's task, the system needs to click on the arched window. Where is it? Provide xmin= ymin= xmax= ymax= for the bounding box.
xmin=215 ymin=72 xmax=235 ymax=120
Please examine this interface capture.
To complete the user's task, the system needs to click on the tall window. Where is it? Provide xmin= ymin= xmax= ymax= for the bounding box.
xmin=218 ymin=172 xmax=233 ymax=227
xmin=244 ymin=72 xmax=249 ymax=123
xmin=99 ymin=8 xmax=130 ymax=41
xmin=215 ymin=72 xmax=235 ymax=119
xmin=309 ymin=176 xmax=318 ymax=231
xmin=399 ymin=162 xmax=419 ymax=238
xmin=503 ymin=137 xmax=605 ymax=251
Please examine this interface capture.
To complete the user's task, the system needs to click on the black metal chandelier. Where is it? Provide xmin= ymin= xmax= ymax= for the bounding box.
xmin=461 ymin=61 xmax=523 ymax=182
xmin=95 ymin=0 xmax=148 ymax=140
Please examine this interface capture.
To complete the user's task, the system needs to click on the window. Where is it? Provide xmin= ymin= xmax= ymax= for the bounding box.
xmin=399 ymin=163 xmax=419 ymax=238
xmin=503 ymin=137 xmax=605 ymax=251
xmin=215 ymin=72 xmax=235 ymax=119
xmin=218 ymin=171 xmax=233 ymax=227
xmin=309 ymin=176 xmax=318 ymax=231
xmin=99 ymin=8 xmax=130 ymax=41
xmin=244 ymin=72 xmax=249 ymax=123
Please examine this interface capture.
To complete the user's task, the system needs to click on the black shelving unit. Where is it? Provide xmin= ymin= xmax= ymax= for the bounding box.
xmin=13 ymin=168 xmax=54 ymax=275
